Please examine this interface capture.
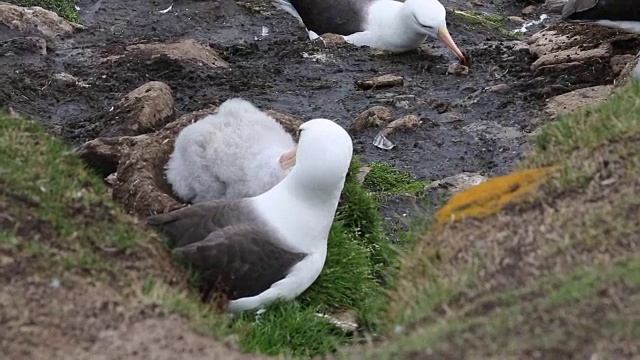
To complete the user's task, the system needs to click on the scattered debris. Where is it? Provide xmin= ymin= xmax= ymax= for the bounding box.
xmin=373 ymin=115 xmax=422 ymax=150
xmin=513 ymin=14 xmax=548 ymax=33
xmin=158 ymin=4 xmax=173 ymax=14
xmin=447 ymin=63 xmax=470 ymax=76
xmin=487 ymin=83 xmax=510 ymax=93
xmin=373 ymin=133 xmax=396 ymax=150
xmin=315 ymin=310 xmax=358 ymax=334
xmin=356 ymin=74 xmax=404 ymax=90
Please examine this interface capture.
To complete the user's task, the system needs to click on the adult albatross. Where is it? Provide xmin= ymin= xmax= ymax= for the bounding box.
xmin=273 ymin=0 xmax=466 ymax=64
xmin=559 ymin=0 xmax=640 ymax=33
xmin=147 ymin=119 xmax=353 ymax=313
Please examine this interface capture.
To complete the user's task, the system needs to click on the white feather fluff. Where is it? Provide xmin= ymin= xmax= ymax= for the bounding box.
xmin=165 ymin=98 xmax=295 ymax=203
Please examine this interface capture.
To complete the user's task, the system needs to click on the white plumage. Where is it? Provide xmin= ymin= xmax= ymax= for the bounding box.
xmin=165 ymin=98 xmax=296 ymax=203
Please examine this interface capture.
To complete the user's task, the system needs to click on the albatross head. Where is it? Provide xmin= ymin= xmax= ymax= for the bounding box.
xmin=404 ymin=0 xmax=466 ymax=64
xmin=280 ymin=119 xmax=353 ymax=192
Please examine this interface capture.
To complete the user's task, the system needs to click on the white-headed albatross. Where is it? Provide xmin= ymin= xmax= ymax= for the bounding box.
xmin=273 ymin=0 xmax=467 ymax=64
xmin=165 ymin=98 xmax=297 ymax=203
xmin=560 ymin=0 xmax=640 ymax=33
xmin=148 ymin=119 xmax=353 ymax=313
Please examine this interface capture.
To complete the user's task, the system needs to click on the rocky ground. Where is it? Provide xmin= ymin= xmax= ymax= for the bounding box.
xmin=2 ymin=0 xmax=640 ymax=358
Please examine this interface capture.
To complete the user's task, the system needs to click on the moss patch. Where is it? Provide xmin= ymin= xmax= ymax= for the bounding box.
xmin=6 ymin=0 xmax=80 ymax=23
xmin=363 ymin=163 xmax=429 ymax=196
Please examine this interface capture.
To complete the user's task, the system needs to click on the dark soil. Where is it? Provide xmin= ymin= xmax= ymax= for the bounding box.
xmin=0 ymin=0 xmax=638 ymax=183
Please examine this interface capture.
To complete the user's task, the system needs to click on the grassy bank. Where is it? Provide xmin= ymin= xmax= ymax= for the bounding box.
xmin=341 ymin=80 xmax=640 ymax=359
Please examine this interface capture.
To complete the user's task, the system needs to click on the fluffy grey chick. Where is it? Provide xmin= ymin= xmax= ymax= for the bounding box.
xmin=166 ymin=98 xmax=297 ymax=203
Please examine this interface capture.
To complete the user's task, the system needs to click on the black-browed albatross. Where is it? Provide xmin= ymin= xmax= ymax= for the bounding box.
xmin=273 ymin=0 xmax=467 ymax=64
xmin=147 ymin=118 xmax=353 ymax=313
xmin=559 ymin=0 xmax=640 ymax=33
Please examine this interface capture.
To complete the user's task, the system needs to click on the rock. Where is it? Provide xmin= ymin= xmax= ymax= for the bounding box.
xmin=379 ymin=115 xmax=421 ymax=139
xmin=102 ymin=39 xmax=229 ymax=68
xmin=528 ymin=30 xmax=572 ymax=57
xmin=356 ymin=74 xmax=404 ymax=90
xmin=98 ymin=81 xmax=176 ymax=138
xmin=425 ymin=98 xmax=451 ymax=114
xmin=0 ymin=36 xmax=47 ymax=56
xmin=0 ymin=3 xmax=84 ymax=41
xmin=613 ymin=51 xmax=640 ymax=89
xmin=77 ymin=105 xmax=304 ymax=217
xmin=311 ymin=33 xmax=347 ymax=48
xmin=507 ymin=16 xmax=525 ymax=24
xmin=531 ymin=43 xmax=611 ymax=71
xmin=439 ymin=112 xmax=463 ymax=124
xmin=52 ymin=73 xmax=90 ymax=87
xmin=349 ymin=106 xmax=394 ymax=133
xmin=522 ymin=5 xmax=537 ymax=15
xmin=544 ymin=0 xmax=567 ymax=13
xmin=372 ymin=114 xmax=421 ymax=151
xmin=76 ymin=136 xmax=142 ymax=178
xmin=488 ymin=83 xmax=510 ymax=93
xmin=423 ymin=172 xmax=488 ymax=207
xmin=610 ymin=54 xmax=636 ymax=76
xmin=545 ymin=85 xmax=613 ymax=117
xmin=447 ymin=63 xmax=470 ymax=76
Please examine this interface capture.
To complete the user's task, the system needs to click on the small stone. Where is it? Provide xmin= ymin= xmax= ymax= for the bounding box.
xmin=350 ymin=106 xmax=394 ymax=133
xmin=522 ymin=5 xmax=537 ymax=15
xmin=447 ymin=63 xmax=470 ymax=76
xmin=507 ymin=16 xmax=525 ymax=24
xmin=610 ymin=54 xmax=636 ymax=76
xmin=488 ymin=83 xmax=510 ymax=93
xmin=380 ymin=114 xmax=421 ymax=138
xmin=440 ymin=113 xmax=463 ymax=123
xmin=98 ymin=81 xmax=176 ymax=138
xmin=424 ymin=172 xmax=488 ymax=198
xmin=356 ymin=74 xmax=404 ymax=90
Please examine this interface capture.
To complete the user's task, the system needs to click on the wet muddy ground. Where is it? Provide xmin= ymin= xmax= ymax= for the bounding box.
xmin=0 ymin=0 xmax=637 ymax=183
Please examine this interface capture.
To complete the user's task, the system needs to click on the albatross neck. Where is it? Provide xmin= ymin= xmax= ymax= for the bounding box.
xmin=250 ymin=171 xmax=344 ymax=254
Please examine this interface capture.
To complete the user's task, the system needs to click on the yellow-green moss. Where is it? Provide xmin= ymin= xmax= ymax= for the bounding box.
xmin=434 ymin=167 xmax=556 ymax=227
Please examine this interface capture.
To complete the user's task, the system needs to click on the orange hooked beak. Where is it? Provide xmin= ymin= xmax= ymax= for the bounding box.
xmin=437 ymin=25 xmax=466 ymax=65
xmin=279 ymin=146 xmax=298 ymax=170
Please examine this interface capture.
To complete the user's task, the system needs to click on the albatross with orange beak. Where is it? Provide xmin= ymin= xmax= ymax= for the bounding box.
xmin=273 ymin=0 xmax=466 ymax=64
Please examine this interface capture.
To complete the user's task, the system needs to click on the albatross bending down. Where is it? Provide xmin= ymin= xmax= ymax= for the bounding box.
xmin=148 ymin=119 xmax=353 ymax=313
xmin=558 ymin=0 xmax=640 ymax=33
xmin=165 ymin=98 xmax=297 ymax=203
xmin=273 ymin=0 xmax=466 ymax=64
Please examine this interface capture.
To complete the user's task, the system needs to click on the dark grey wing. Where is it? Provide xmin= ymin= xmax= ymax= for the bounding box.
xmin=563 ymin=0 xmax=640 ymax=22
xmin=146 ymin=199 xmax=257 ymax=249
xmin=173 ymin=224 xmax=308 ymax=301
xmin=287 ymin=0 xmax=371 ymax=36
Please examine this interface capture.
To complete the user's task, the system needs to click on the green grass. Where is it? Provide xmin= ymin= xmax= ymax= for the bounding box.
xmin=452 ymin=10 xmax=522 ymax=39
xmin=362 ymin=163 xmax=429 ymax=197
xmin=6 ymin=0 xmax=80 ymax=23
